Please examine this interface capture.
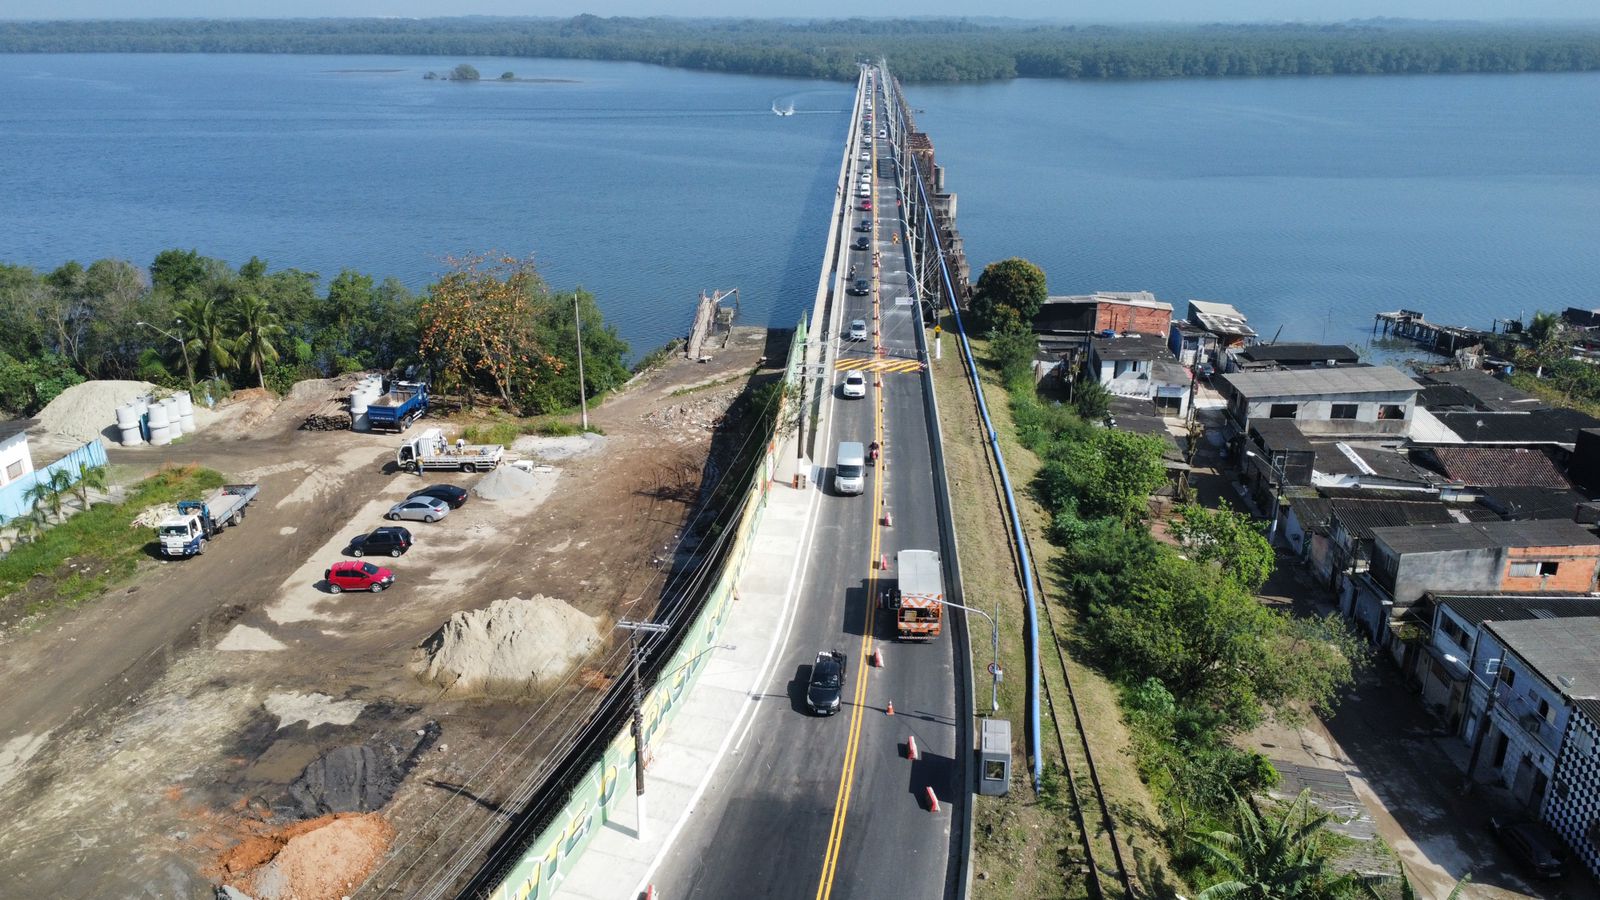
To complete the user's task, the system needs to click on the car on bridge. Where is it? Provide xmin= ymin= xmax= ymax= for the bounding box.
xmin=856 ymin=219 xmax=872 ymax=232
xmin=852 ymin=236 xmax=870 ymax=251
xmin=807 ymin=650 xmax=848 ymax=716
xmin=848 ymin=279 xmax=870 ymax=297
xmin=859 ymin=199 xmax=872 ymax=211
xmin=849 ymin=318 xmax=869 ymax=340
xmin=841 ymin=370 xmax=866 ymax=399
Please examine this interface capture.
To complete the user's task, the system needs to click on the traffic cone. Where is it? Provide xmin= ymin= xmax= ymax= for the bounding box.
xmin=907 ymin=735 xmax=920 ymax=760
xmin=872 ymin=647 xmax=884 ymax=668
xmin=886 ymin=700 xmax=895 ymax=716
xmin=881 ymin=510 xmax=893 ymax=527
xmin=925 ymin=786 xmax=940 ymax=812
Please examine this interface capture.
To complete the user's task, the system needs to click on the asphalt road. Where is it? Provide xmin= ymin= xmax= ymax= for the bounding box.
xmin=652 ymin=70 xmax=964 ymax=900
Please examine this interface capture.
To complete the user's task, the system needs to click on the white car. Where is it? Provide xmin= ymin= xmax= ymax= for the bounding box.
xmin=841 ymin=370 xmax=867 ymax=399
xmin=386 ymin=496 xmax=451 ymax=523
xmin=849 ymin=319 xmax=868 ymax=341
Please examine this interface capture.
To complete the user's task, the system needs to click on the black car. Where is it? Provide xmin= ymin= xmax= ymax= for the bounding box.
xmin=1492 ymin=817 xmax=1566 ymax=879
xmin=807 ymin=650 xmax=847 ymax=716
xmin=848 ymin=279 xmax=870 ymax=297
xmin=852 ymin=236 xmax=870 ymax=251
xmin=407 ymin=483 xmax=469 ymax=509
xmin=349 ymin=525 xmax=413 ymax=558
xmin=855 ymin=219 xmax=872 ymax=232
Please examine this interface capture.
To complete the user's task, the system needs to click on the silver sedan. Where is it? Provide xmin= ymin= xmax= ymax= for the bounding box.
xmin=386 ymin=496 xmax=451 ymax=523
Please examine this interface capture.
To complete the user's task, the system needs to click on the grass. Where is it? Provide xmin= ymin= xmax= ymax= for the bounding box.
xmin=931 ymin=316 xmax=1178 ymax=898
xmin=458 ymin=417 xmax=604 ymax=446
xmin=631 ymin=337 xmax=685 ymax=375
xmin=0 ymin=464 xmax=225 ymax=625
xmin=1507 ymin=371 xmax=1600 ymax=418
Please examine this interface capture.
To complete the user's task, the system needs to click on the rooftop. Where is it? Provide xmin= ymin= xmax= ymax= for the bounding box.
xmin=1486 ymin=616 xmax=1600 ymax=701
xmin=1372 ymin=518 xmax=1600 ymax=555
xmin=1423 ymin=446 xmax=1573 ymax=489
xmin=0 ymin=419 xmax=39 ymax=443
xmin=1313 ymin=441 xmax=1436 ymax=485
xmin=1288 ymin=496 xmax=1335 ymax=534
xmin=1218 ymin=366 xmax=1420 ymax=399
xmin=1428 ymin=408 xmax=1600 ymax=447
xmin=1041 ymin=291 xmax=1171 ymax=312
xmin=1330 ymin=498 xmax=1461 ymax=540
xmin=1237 ymin=343 xmax=1361 ymax=365
xmin=1419 ymin=369 xmax=1540 ymax=411
xmin=1479 ymin=486 xmax=1591 ymax=521
xmin=1188 ymin=300 xmax=1257 ymax=338
xmin=1432 ymin=592 xmax=1600 ymax=628
xmin=1417 ymin=383 xmax=1483 ymax=411
xmin=1090 ymin=332 xmax=1173 ymax=361
xmin=1249 ymin=419 xmax=1314 ymax=452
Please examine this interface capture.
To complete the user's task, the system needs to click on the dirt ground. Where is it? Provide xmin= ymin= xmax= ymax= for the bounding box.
xmin=0 ymin=327 xmax=777 ymax=898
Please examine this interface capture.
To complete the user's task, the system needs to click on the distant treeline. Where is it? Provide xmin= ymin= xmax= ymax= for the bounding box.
xmin=3 ymin=16 xmax=1600 ymax=82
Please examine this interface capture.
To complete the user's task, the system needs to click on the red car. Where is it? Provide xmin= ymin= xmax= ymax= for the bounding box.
xmin=325 ymin=560 xmax=395 ymax=593
xmin=860 ymin=199 xmax=872 ymax=211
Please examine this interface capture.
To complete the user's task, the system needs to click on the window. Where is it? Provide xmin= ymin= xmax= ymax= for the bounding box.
xmin=1330 ymin=403 xmax=1358 ymax=420
xmin=1439 ymin=615 xmax=1468 ymax=646
xmin=1269 ymin=403 xmax=1298 ymax=419
xmin=1378 ymin=404 xmax=1405 ymax=420
xmin=4 ymin=460 xmax=21 ymax=480
xmin=1540 ymin=561 xmax=1559 ymax=576
xmin=1500 ymin=667 xmax=1517 ymax=688
xmin=1511 ymin=561 xmax=1560 ymax=578
xmin=985 ymin=760 xmax=1006 ymax=781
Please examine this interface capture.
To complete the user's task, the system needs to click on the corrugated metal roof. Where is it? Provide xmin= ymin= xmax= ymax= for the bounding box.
xmin=1429 ymin=409 xmax=1600 ymax=446
xmin=1188 ymin=300 xmax=1257 ymax=337
xmin=1480 ymin=486 xmax=1590 ymax=521
xmin=1431 ymin=592 xmax=1600 ymax=627
xmin=1421 ymin=369 xmax=1540 ymax=411
xmin=1239 ymin=343 xmax=1360 ymax=364
xmin=1373 ymin=518 xmax=1600 ymax=554
xmin=1330 ymin=498 xmax=1458 ymax=540
xmin=1219 ymin=366 xmax=1420 ymax=399
xmin=1486 ymin=617 xmax=1600 ymax=700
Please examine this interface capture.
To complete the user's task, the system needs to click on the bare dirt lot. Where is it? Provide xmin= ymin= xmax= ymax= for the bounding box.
xmin=0 ymin=328 xmax=777 ymax=899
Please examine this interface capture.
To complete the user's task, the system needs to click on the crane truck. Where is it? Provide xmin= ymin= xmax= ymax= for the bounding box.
xmin=157 ymin=483 xmax=260 ymax=558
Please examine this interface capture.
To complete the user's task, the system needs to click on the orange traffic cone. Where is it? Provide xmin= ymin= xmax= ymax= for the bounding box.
xmin=886 ymin=700 xmax=895 ymax=716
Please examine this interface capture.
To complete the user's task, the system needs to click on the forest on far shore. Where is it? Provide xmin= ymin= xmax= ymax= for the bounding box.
xmin=3 ymin=16 xmax=1599 ymax=82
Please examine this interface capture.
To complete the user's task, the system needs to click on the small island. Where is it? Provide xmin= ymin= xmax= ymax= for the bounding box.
xmin=423 ymin=63 xmax=481 ymax=81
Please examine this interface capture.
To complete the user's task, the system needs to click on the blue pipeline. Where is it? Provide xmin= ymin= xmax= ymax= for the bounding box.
xmin=888 ymin=77 xmax=1044 ymax=791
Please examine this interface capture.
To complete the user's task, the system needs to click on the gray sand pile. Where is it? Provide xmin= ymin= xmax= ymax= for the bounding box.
xmin=413 ymin=596 xmax=602 ymax=697
xmin=286 ymin=723 xmax=439 ymax=817
xmin=511 ymin=432 xmax=607 ymax=461
xmin=472 ymin=465 xmax=538 ymax=501
xmin=34 ymin=380 xmax=155 ymax=442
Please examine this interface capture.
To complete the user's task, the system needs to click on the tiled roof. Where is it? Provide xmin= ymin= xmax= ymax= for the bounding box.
xmin=1427 ymin=446 xmax=1573 ymax=488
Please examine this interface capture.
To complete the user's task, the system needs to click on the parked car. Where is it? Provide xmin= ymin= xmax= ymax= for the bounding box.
xmin=848 ymin=279 xmax=870 ymax=297
xmin=407 ymin=483 xmax=469 ymax=509
xmin=855 ymin=219 xmax=873 ymax=232
xmin=349 ymin=525 xmax=412 ymax=558
xmin=849 ymin=319 xmax=869 ymax=341
xmin=852 ymin=237 xmax=870 ymax=251
xmin=841 ymin=370 xmax=867 ymax=399
xmin=325 ymin=560 xmax=395 ymax=593
xmin=386 ymin=496 xmax=450 ymax=523
xmin=1491 ymin=817 xmax=1565 ymax=879
xmin=807 ymin=650 xmax=847 ymax=716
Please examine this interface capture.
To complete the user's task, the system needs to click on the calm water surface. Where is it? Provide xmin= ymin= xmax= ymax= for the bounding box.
xmin=3 ymin=55 xmax=1598 ymax=354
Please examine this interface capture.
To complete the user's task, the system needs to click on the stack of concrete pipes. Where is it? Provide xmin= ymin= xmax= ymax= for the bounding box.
xmin=349 ymin=375 xmax=383 ymax=432
xmin=115 ymin=391 xmax=197 ymax=447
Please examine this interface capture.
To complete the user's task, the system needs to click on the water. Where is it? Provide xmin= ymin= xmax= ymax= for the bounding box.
xmin=910 ymin=73 xmax=1600 ymax=349
xmin=3 ymin=56 xmax=1598 ymax=357
xmin=0 ymin=54 xmax=852 ymax=357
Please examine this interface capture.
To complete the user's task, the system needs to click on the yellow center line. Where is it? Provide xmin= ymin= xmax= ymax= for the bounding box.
xmin=816 ymin=84 xmax=888 ymax=900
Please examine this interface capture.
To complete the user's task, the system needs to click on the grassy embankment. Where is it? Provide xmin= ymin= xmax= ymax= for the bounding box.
xmin=0 ymin=464 xmax=225 ymax=625
xmin=929 ymin=319 xmax=1176 ymax=898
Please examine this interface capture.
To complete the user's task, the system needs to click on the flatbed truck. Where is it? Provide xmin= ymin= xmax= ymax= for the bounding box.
xmin=397 ymin=427 xmax=505 ymax=474
xmin=157 ymin=483 xmax=260 ymax=558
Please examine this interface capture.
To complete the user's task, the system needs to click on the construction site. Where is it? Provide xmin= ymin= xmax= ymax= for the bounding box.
xmin=0 ymin=325 xmax=785 ymax=899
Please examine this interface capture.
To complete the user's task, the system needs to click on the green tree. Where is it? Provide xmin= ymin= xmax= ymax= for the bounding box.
xmin=233 ymin=292 xmax=285 ymax=389
xmin=150 ymin=249 xmax=212 ymax=298
xmin=970 ymin=257 xmax=1047 ymax=331
xmin=987 ymin=317 xmax=1038 ymax=387
xmin=1169 ymin=502 xmax=1275 ymax=592
xmin=1073 ymin=376 xmax=1112 ymax=421
xmin=176 ymin=290 xmax=236 ymax=380
xmin=1189 ymin=792 xmax=1358 ymax=900
xmin=452 ymin=63 xmax=481 ymax=81
xmin=1037 ymin=428 xmax=1168 ymax=523
xmin=73 ymin=463 xmax=109 ymax=510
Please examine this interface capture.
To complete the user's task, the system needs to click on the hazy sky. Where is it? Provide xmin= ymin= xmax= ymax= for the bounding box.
xmin=0 ymin=1 xmax=1595 ymax=21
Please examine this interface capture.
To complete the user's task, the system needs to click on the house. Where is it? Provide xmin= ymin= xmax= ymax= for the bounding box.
xmin=1283 ymin=496 xmax=1335 ymax=579
xmin=1085 ymin=333 xmax=1190 ymax=416
xmin=1231 ymin=343 xmax=1361 ymax=372
xmin=1312 ymin=441 xmax=1440 ymax=494
xmin=1419 ymin=592 xmax=1600 ymax=734
xmin=1546 ymin=699 xmax=1600 ymax=882
xmin=1187 ymin=300 xmax=1257 ymax=360
xmin=1414 ymin=446 xmax=1573 ymax=490
xmin=1032 ymin=291 xmax=1172 ymax=337
xmin=1216 ymin=366 xmax=1421 ymax=440
xmin=1415 ymin=369 xmax=1541 ymax=412
xmin=1478 ymin=486 xmax=1593 ymax=522
xmin=1463 ymin=617 xmax=1600 ymax=813
xmin=1350 ymin=519 xmax=1600 ymax=651
xmin=0 ymin=419 xmax=37 ymax=491
xmin=1240 ymin=420 xmax=1314 ymax=523
xmin=1329 ymin=499 xmax=1466 ymax=617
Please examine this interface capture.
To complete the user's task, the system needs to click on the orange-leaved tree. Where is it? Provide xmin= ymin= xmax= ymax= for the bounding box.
xmin=420 ymin=254 xmax=556 ymax=413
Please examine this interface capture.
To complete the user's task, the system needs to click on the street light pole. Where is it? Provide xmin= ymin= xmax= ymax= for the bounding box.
xmin=940 ymin=597 xmax=1002 ymax=712
xmin=136 ymin=318 xmax=193 ymax=394
xmin=1244 ymin=449 xmax=1287 ymax=544
xmin=573 ymin=295 xmax=588 ymax=431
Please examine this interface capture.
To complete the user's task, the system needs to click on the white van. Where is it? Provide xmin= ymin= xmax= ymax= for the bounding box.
xmin=835 ymin=441 xmax=866 ymax=495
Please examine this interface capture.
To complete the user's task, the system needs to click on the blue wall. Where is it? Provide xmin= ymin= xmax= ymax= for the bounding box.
xmin=0 ymin=439 xmax=108 ymax=522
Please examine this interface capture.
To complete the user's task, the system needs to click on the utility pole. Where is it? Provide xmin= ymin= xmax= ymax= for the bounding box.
xmin=1462 ymin=660 xmax=1505 ymax=795
xmin=573 ymin=294 xmax=588 ymax=431
xmin=616 ymin=619 xmax=668 ymax=841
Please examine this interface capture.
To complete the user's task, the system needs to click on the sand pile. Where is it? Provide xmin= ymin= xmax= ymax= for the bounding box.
xmin=219 ymin=812 xmax=393 ymax=900
xmin=413 ymin=596 xmax=602 ymax=697
xmin=472 ymin=465 xmax=538 ymax=501
xmin=34 ymin=380 xmax=156 ymax=442
xmin=511 ymin=432 xmax=607 ymax=461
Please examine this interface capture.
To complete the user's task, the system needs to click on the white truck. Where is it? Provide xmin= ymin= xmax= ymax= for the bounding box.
xmin=886 ymin=549 xmax=944 ymax=641
xmin=396 ymin=427 xmax=505 ymax=473
xmin=157 ymin=483 xmax=260 ymax=558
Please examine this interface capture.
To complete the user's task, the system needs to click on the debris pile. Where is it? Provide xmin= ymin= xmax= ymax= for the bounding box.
xmin=413 ymin=596 xmax=602 ymax=697
xmin=131 ymin=502 xmax=179 ymax=529
xmin=286 ymin=724 xmax=439 ymax=817
xmin=218 ymin=812 xmax=394 ymax=900
xmin=291 ymin=375 xmax=364 ymax=432
xmin=511 ymin=432 xmax=607 ymax=461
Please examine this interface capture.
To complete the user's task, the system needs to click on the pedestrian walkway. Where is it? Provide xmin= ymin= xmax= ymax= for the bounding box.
xmin=553 ymin=458 xmax=821 ymax=900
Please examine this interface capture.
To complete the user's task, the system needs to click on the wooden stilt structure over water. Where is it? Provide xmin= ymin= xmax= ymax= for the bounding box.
xmin=685 ymin=288 xmax=740 ymax=361
xmin=1373 ymin=309 xmax=1490 ymax=356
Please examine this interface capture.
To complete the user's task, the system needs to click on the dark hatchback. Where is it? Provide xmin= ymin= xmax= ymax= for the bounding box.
xmin=852 ymin=236 xmax=870 ymax=251
xmin=807 ymin=651 xmax=847 ymax=716
xmin=1492 ymin=817 xmax=1566 ymax=879
xmin=855 ymin=219 xmax=872 ymax=232
xmin=407 ymin=484 xmax=469 ymax=509
xmin=848 ymin=279 xmax=870 ymax=297
xmin=349 ymin=526 xmax=412 ymax=558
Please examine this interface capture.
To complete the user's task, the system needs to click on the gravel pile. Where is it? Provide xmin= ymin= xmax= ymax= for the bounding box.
xmin=34 ymin=380 xmax=156 ymax=443
xmin=412 ymin=596 xmax=602 ymax=698
xmin=511 ymin=432 xmax=607 ymax=461
xmin=471 ymin=465 xmax=538 ymax=501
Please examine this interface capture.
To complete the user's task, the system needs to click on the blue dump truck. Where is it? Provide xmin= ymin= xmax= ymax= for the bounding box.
xmin=157 ymin=483 xmax=260 ymax=558
xmin=366 ymin=381 xmax=429 ymax=432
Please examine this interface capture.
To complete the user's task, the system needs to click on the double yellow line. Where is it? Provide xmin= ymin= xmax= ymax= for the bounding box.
xmin=816 ymin=81 xmax=888 ymax=898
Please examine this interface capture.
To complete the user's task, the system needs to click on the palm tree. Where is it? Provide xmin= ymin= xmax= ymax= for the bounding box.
xmin=73 ymin=463 xmax=109 ymax=509
xmin=1362 ymin=864 xmax=1468 ymax=900
xmin=232 ymin=291 xmax=285 ymax=389
xmin=176 ymin=289 xmax=236 ymax=380
xmin=1188 ymin=791 xmax=1358 ymax=900
xmin=22 ymin=477 xmax=62 ymax=523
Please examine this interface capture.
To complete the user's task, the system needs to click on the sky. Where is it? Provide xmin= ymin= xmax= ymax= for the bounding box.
xmin=0 ymin=1 xmax=1595 ymax=22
